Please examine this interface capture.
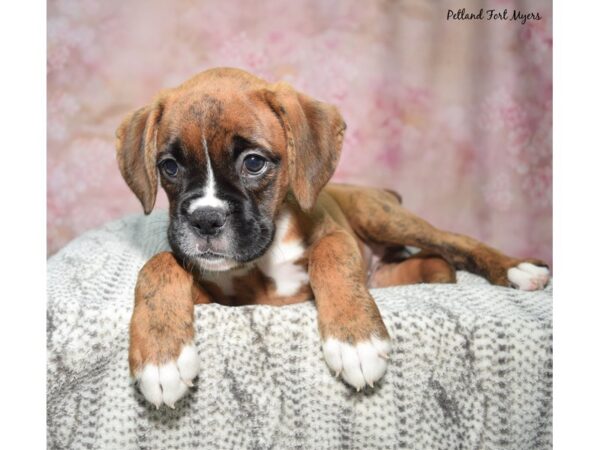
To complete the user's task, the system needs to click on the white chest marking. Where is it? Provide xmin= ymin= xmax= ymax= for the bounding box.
xmin=187 ymin=135 xmax=226 ymax=212
xmin=201 ymin=266 xmax=250 ymax=296
xmin=258 ymin=210 xmax=309 ymax=297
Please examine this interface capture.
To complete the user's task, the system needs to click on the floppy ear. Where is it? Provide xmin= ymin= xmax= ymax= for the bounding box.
xmin=264 ymin=82 xmax=346 ymax=211
xmin=115 ymin=101 xmax=163 ymax=214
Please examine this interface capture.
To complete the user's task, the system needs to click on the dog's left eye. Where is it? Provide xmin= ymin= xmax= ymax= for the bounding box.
xmin=243 ymin=154 xmax=267 ymax=174
xmin=160 ymin=158 xmax=179 ymax=177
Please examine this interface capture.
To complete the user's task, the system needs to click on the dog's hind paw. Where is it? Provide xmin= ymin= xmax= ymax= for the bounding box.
xmin=507 ymin=262 xmax=550 ymax=291
xmin=135 ymin=344 xmax=201 ymax=409
xmin=322 ymin=336 xmax=391 ymax=391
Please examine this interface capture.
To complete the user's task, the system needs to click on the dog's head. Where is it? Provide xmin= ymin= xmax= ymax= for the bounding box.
xmin=116 ymin=68 xmax=346 ymax=271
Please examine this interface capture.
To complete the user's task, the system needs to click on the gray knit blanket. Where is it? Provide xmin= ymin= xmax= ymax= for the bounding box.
xmin=47 ymin=212 xmax=552 ymax=449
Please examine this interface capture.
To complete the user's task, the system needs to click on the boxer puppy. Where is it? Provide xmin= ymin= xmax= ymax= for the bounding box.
xmin=116 ymin=67 xmax=550 ymax=408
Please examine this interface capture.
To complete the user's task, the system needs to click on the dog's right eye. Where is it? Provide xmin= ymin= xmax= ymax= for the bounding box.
xmin=160 ymin=158 xmax=179 ymax=177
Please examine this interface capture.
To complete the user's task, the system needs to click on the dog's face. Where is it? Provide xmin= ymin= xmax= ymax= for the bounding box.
xmin=116 ymin=68 xmax=346 ymax=271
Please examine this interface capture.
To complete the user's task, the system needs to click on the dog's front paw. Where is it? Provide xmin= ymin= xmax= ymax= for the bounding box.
xmin=132 ymin=343 xmax=201 ymax=409
xmin=322 ymin=336 xmax=391 ymax=391
xmin=507 ymin=262 xmax=550 ymax=291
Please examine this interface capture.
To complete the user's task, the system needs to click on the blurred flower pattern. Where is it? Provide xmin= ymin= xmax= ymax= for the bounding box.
xmin=47 ymin=0 xmax=552 ymax=265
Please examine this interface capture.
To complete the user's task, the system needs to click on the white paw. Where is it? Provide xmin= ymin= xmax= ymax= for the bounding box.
xmin=135 ymin=344 xmax=201 ymax=409
xmin=322 ymin=336 xmax=391 ymax=391
xmin=507 ymin=262 xmax=550 ymax=291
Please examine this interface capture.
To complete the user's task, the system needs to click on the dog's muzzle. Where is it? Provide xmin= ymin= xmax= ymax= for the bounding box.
xmin=188 ymin=207 xmax=228 ymax=237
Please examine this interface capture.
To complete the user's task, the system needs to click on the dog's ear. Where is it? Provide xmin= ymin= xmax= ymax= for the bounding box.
xmin=115 ymin=101 xmax=164 ymax=214
xmin=264 ymin=83 xmax=346 ymax=211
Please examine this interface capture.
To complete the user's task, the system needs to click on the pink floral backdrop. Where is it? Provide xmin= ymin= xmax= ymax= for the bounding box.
xmin=47 ymin=0 xmax=552 ymax=266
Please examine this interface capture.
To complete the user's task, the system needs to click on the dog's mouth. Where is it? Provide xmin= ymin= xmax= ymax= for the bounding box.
xmin=167 ymin=213 xmax=275 ymax=272
xmin=198 ymin=250 xmax=225 ymax=260
xmin=194 ymin=239 xmax=231 ymax=258
xmin=195 ymin=254 xmax=240 ymax=271
xmin=189 ymin=242 xmax=239 ymax=271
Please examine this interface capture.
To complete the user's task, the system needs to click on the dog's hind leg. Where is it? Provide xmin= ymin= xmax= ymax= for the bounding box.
xmin=327 ymin=184 xmax=550 ymax=290
xmin=369 ymin=252 xmax=457 ymax=288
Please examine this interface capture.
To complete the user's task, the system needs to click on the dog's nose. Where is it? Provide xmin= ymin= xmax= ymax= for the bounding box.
xmin=189 ymin=208 xmax=228 ymax=236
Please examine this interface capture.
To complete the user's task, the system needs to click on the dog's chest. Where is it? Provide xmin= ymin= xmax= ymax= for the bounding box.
xmin=200 ymin=210 xmax=311 ymax=305
xmin=257 ymin=234 xmax=309 ymax=296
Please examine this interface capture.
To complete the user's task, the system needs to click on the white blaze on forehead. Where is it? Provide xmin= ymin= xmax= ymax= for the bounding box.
xmin=187 ymin=135 xmax=226 ymax=213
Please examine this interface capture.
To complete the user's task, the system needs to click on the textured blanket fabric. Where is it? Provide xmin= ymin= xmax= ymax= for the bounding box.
xmin=47 ymin=212 xmax=552 ymax=450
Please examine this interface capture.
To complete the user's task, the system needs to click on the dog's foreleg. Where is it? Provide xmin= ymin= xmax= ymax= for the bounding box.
xmin=309 ymin=229 xmax=391 ymax=390
xmin=129 ymin=252 xmax=209 ymax=408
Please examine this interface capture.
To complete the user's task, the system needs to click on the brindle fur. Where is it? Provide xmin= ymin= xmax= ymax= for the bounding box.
xmin=119 ymin=68 xmax=548 ymax=377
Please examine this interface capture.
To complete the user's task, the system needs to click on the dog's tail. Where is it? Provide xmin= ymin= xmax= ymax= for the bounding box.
xmin=383 ymin=188 xmax=403 ymax=204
